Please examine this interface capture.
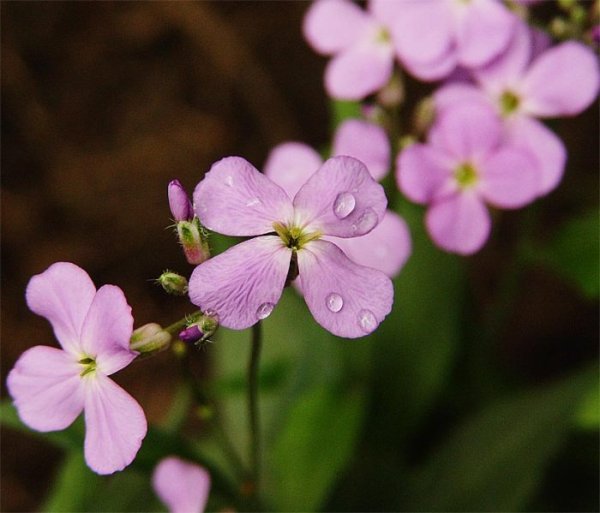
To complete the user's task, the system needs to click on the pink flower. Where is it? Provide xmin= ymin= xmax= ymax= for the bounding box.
xmin=189 ymin=156 xmax=393 ymax=338
xmin=152 ymin=457 xmax=211 ymax=513
xmin=7 ymin=262 xmax=147 ymax=474
xmin=303 ymin=0 xmax=395 ymax=100
xmin=264 ymin=120 xmax=411 ymax=278
xmin=435 ymin=23 xmax=600 ymax=195
xmin=396 ymin=102 xmax=539 ymax=255
xmin=374 ymin=0 xmax=517 ymax=81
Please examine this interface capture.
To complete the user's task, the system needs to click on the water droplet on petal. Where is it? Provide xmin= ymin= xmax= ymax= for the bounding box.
xmin=333 ymin=192 xmax=356 ymax=219
xmin=326 ymin=293 xmax=343 ymax=313
xmin=225 ymin=176 xmax=234 ymax=187
xmin=246 ymin=197 xmax=261 ymax=207
xmin=351 ymin=208 xmax=378 ymax=235
xmin=256 ymin=302 xmax=275 ymax=320
xmin=358 ymin=309 xmax=378 ymax=334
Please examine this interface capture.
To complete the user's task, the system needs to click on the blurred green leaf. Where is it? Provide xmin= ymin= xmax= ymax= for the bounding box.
xmin=531 ymin=208 xmax=599 ymax=299
xmin=404 ymin=366 xmax=597 ymax=512
xmin=573 ymin=380 xmax=599 ymax=430
xmin=268 ymin=386 xmax=366 ymax=512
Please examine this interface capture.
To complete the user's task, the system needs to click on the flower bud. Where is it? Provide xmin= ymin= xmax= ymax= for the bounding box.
xmin=168 ymin=179 xmax=193 ymax=222
xmin=376 ymin=72 xmax=405 ymax=108
xmin=158 ymin=271 xmax=188 ymax=295
xmin=177 ymin=218 xmax=210 ymax=265
xmin=130 ymin=323 xmax=172 ymax=354
xmin=178 ymin=312 xmax=219 ymax=347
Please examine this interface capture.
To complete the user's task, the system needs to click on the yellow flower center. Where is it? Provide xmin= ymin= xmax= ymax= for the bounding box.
xmin=273 ymin=222 xmax=321 ymax=251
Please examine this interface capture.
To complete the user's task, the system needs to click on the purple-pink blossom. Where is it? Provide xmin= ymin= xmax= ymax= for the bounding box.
xmin=435 ymin=23 xmax=600 ymax=195
xmin=6 ymin=262 xmax=147 ymax=475
xmin=372 ymin=0 xmax=517 ymax=81
xmin=189 ymin=155 xmax=393 ymax=338
xmin=396 ymin=102 xmax=539 ymax=255
xmin=152 ymin=457 xmax=211 ymax=513
xmin=263 ymin=120 xmax=411 ymax=278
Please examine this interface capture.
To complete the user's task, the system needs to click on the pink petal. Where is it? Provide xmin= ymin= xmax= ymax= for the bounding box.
xmin=83 ymin=373 xmax=147 ymax=475
xmin=153 ymin=457 xmax=211 ymax=513
xmin=426 ymin=192 xmax=491 ymax=255
xmin=434 ymin=82 xmax=491 ymax=114
xmin=303 ymin=0 xmax=371 ymax=55
xmin=396 ymin=144 xmax=453 ymax=204
xmin=479 ymin=146 xmax=539 ymax=208
xmin=400 ymin=47 xmax=458 ymax=82
xmin=263 ymin=142 xmax=322 ymax=199
xmin=193 ymin=157 xmax=294 ymax=237
xmin=25 ymin=262 xmax=96 ymax=355
xmin=428 ymin=101 xmax=502 ymax=161
xmin=188 ymin=236 xmax=291 ymax=330
xmin=294 ymin=156 xmax=388 ymax=238
xmin=388 ymin=0 xmax=453 ymax=66
xmin=505 ymin=115 xmax=567 ymax=196
xmin=80 ymin=285 xmax=136 ymax=376
xmin=520 ymin=42 xmax=600 ymax=117
xmin=473 ymin=21 xmax=532 ymax=95
xmin=6 ymin=346 xmax=84 ymax=432
xmin=327 ymin=210 xmax=411 ymax=278
xmin=297 ymin=240 xmax=393 ymax=338
xmin=325 ymin=39 xmax=394 ymax=100
xmin=455 ymin=0 xmax=516 ymax=68
xmin=333 ymin=119 xmax=390 ymax=181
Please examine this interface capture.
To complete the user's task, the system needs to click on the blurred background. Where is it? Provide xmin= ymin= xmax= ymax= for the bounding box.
xmin=1 ymin=2 xmax=598 ymax=512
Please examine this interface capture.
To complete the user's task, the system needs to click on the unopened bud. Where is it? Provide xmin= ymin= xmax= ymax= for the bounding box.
xmin=130 ymin=323 xmax=172 ymax=354
xmin=178 ymin=312 xmax=219 ymax=346
xmin=158 ymin=271 xmax=188 ymax=295
xmin=168 ymin=179 xmax=193 ymax=221
xmin=413 ymin=96 xmax=435 ymax=136
xmin=376 ymin=72 xmax=405 ymax=108
xmin=177 ymin=218 xmax=211 ymax=265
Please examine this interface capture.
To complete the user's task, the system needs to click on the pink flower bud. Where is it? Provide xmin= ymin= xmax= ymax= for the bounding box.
xmin=176 ymin=219 xmax=210 ymax=265
xmin=168 ymin=180 xmax=193 ymax=221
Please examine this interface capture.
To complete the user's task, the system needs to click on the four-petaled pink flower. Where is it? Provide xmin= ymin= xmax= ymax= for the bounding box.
xmin=303 ymin=0 xmax=395 ymax=100
xmin=435 ymin=22 xmax=600 ymax=195
xmin=7 ymin=262 xmax=147 ymax=474
xmin=263 ymin=119 xmax=411 ymax=278
xmin=375 ymin=0 xmax=518 ymax=81
xmin=397 ymin=102 xmax=539 ymax=255
xmin=189 ymin=156 xmax=393 ymax=338
xmin=152 ymin=457 xmax=211 ymax=513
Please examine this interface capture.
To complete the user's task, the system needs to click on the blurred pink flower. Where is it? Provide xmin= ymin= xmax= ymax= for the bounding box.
xmin=7 ymin=262 xmax=146 ymax=474
xmin=396 ymin=102 xmax=539 ymax=255
xmin=153 ymin=457 xmax=211 ymax=513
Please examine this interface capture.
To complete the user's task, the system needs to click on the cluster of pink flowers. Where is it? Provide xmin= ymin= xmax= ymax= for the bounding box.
xmin=305 ymin=0 xmax=599 ymax=254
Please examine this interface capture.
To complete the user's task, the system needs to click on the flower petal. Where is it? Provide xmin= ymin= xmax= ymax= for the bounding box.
xmin=263 ymin=142 xmax=322 ymax=199
xmin=479 ymin=146 xmax=539 ymax=208
xmin=153 ymin=457 xmax=211 ymax=513
xmin=426 ymin=192 xmax=491 ymax=255
xmin=83 ymin=374 xmax=147 ymax=475
xmin=456 ymin=0 xmax=516 ymax=68
xmin=327 ymin=210 xmax=411 ymax=278
xmin=400 ymin=47 xmax=458 ymax=82
xmin=333 ymin=119 xmax=390 ymax=181
xmin=7 ymin=346 xmax=84 ymax=432
xmin=193 ymin=157 xmax=294 ymax=237
xmin=303 ymin=0 xmax=371 ymax=55
xmin=428 ymin=101 xmax=502 ymax=161
xmin=25 ymin=262 xmax=96 ymax=355
xmin=396 ymin=144 xmax=453 ymax=204
xmin=80 ymin=285 xmax=136 ymax=375
xmin=298 ymin=240 xmax=393 ymax=338
xmin=387 ymin=0 xmax=453 ymax=66
xmin=294 ymin=156 xmax=388 ymax=238
xmin=434 ymin=82 xmax=491 ymax=114
xmin=520 ymin=42 xmax=600 ymax=117
xmin=505 ymin=115 xmax=567 ymax=196
xmin=325 ymin=38 xmax=393 ymax=100
xmin=188 ymin=236 xmax=291 ymax=330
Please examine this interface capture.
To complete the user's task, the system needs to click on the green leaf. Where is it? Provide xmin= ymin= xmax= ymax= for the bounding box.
xmin=330 ymin=100 xmax=361 ymax=129
xmin=403 ymin=366 xmax=597 ymax=512
xmin=532 ymin=208 xmax=599 ymax=299
xmin=268 ymin=386 xmax=366 ymax=512
xmin=573 ymin=380 xmax=599 ymax=430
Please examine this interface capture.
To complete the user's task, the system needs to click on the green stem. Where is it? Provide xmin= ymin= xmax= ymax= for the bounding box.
xmin=163 ymin=310 xmax=203 ymax=337
xmin=248 ymin=320 xmax=263 ymax=496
